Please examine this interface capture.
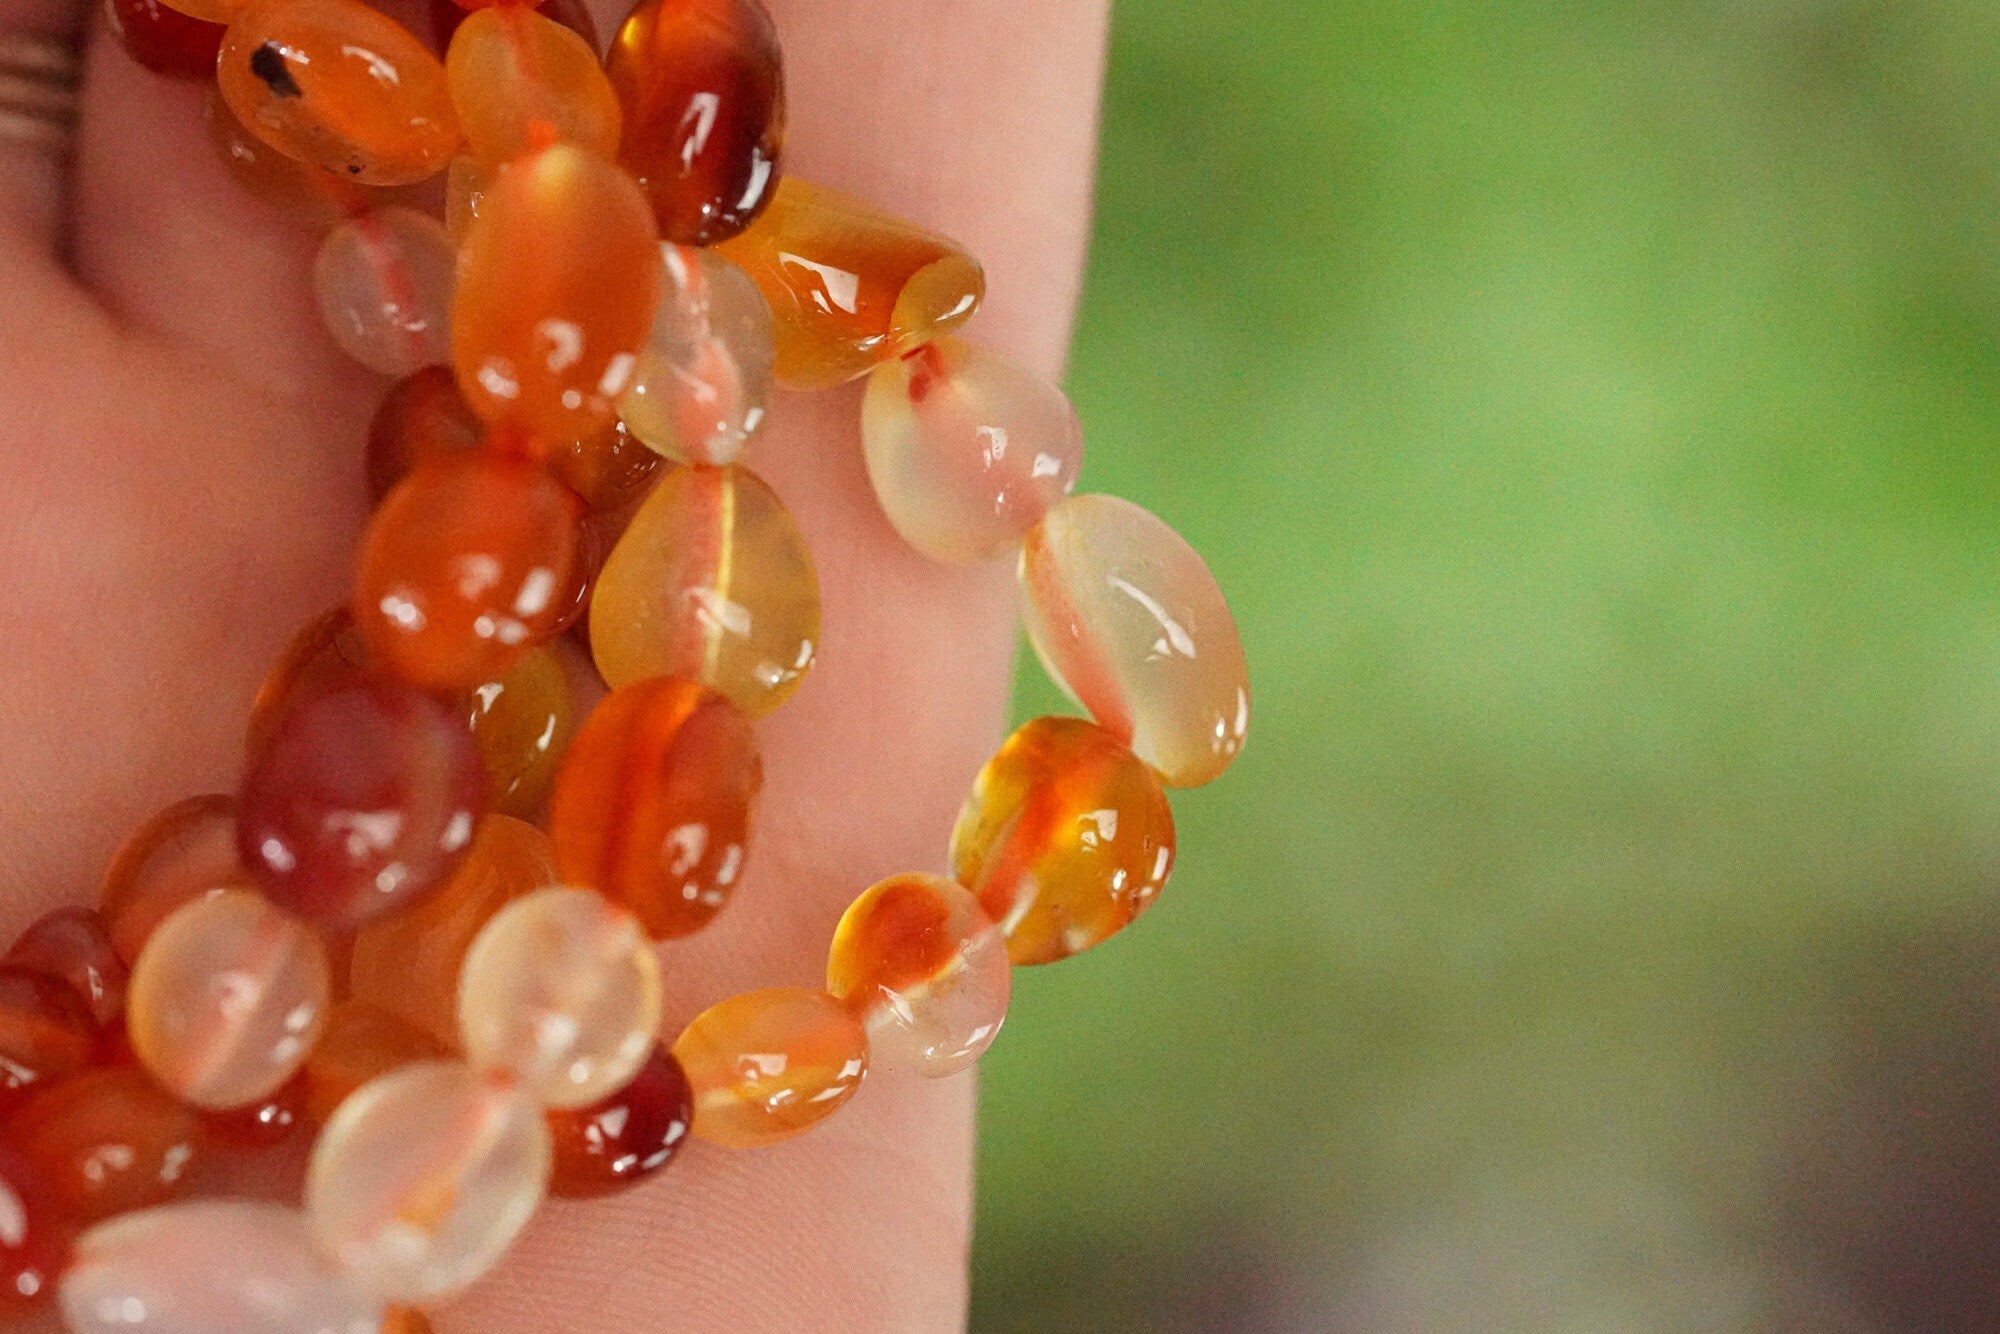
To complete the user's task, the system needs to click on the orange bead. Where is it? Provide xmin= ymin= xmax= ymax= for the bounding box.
xmin=301 ymin=1000 xmax=448 ymax=1125
xmin=949 ymin=716 xmax=1175 ymax=965
xmin=354 ymin=453 xmax=584 ymax=690
xmin=0 ymin=968 xmax=96 ymax=1107
xmin=245 ymin=607 xmax=372 ymax=759
xmin=156 ymin=0 xmax=242 ymax=31
xmin=365 ymin=366 xmax=485 ymax=503
xmin=98 ymin=796 xmax=246 ymax=966
xmin=4 ymin=1066 xmax=202 ymax=1224
xmin=383 ymin=1309 xmax=436 ymax=1334
xmin=548 ymin=678 xmax=760 ymax=940
xmin=546 ymin=420 xmax=662 ymax=511
xmin=5 ymin=908 xmax=127 ymax=1029
xmin=217 ymin=0 xmax=459 ymax=187
xmin=714 ymin=177 xmax=983 ymax=388
xmin=446 ymin=6 xmax=620 ymax=168
xmin=672 ymin=987 xmax=866 ymax=1149
xmin=204 ymin=88 xmax=362 ymax=223
xmin=467 ymin=647 xmax=577 ymax=819
xmin=452 ymin=143 xmax=662 ymax=440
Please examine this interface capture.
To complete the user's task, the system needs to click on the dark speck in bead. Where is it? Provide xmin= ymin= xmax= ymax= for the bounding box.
xmin=251 ymin=42 xmax=302 ymax=98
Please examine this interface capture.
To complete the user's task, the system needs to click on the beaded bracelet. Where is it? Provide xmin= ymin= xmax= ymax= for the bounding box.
xmin=0 ymin=0 xmax=1251 ymax=1326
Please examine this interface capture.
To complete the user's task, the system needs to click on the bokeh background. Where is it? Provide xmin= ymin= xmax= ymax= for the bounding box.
xmin=971 ymin=3 xmax=2000 ymax=1329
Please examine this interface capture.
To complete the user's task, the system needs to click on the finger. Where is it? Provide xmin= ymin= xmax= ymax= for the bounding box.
xmin=0 ymin=0 xmax=81 ymax=256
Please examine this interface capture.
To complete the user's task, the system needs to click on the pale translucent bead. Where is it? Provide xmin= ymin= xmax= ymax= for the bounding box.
xmin=1018 ymin=494 xmax=1250 ymax=788
xmin=616 ymin=246 xmax=774 ymax=466
xmin=444 ymin=155 xmax=493 ymax=245
xmin=126 ymin=890 xmax=331 ymax=1110
xmin=314 ymin=207 xmax=456 ymax=376
xmin=860 ymin=339 xmax=1082 ymax=564
xmin=456 ymin=887 xmax=662 ymax=1109
xmin=61 ymin=1201 xmax=380 ymax=1334
xmin=307 ymin=1060 xmax=549 ymax=1304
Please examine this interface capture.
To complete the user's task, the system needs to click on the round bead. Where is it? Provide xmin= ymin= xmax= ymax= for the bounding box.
xmin=302 ymin=1001 xmax=448 ymax=1125
xmin=589 ymin=463 xmax=819 ymax=715
xmin=672 ymin=987 xmax=867 ymax=1149
xmin=0 ymin=967 xmax=96 ymax=1105
xmin=313 ymin=207 xmax=456 ymax=377
xmin=1019 ymin=495 xmax=1250 ymax=787
xmin=217 ymin=0 xmax=459 ymax=187
xmin=246 ymin=608 xmax=373 ymax=760
xmin=617 ymin=246 xmax=774 ymax=466
xmin=99 ymin=794 xmax=245 ymax=965
xmin=546 ymin=1044 xmax=691 ymax=1197
xmin=468 ymin=646 xmax=578 ymax=819
xmin=200 ymin=1073 xmax=306 ymax=1150
xmin=457 ymin=888 xmax=661 ymax=1108
xmin=547 ymin=419 xmax=663 ymax=509
xmin=5 ymin=907 xmax=126 ymax=1028
xmin=446 ymin=5 xmax=620 ymax=167
xmin=239 ymin=677 xmax=485 ymax=929
xmin=307 ymin=1060 xmax=550 ymax=1303
xmin=4 ymin=1066 xmax=202 ymax=1223
xmin=61 ymin=1202 xmax=380 ymax=1334
xmin=861 ymin=338 xmax=1083 ymax=563
xmin=825 ymin=873 xmax=1009 ymax=1077
xmin=548 ymin=677 xmax=760 ymax=939
xmin=950 ymin=716 xmax=1174 ymax=964
xmin=365 ymin=365 xmax=485 ymax=503
xmin=0 ymin=1146 xmax=71 ymax=1316
xmin=106 ymin=0 xmax=225 ymax=79
xmin=126 ymin=890 xmax=331 ymax=1110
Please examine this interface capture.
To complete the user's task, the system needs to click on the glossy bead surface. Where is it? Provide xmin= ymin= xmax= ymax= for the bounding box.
xmin=246 ymin=608 xmax=372 ymax=759
xmin=443 ymin=154 xmax=492 ymax=243
xmin=1019 ymin=494 xmax=1250 ymax=787
xmin=457 ymin=888 xmax=661 ymax=1108
xmin=106 ymin=0 xmax=225 ymax=78
xmin=4 ymin=1067 xmax=201 ymax=1223
xmin=467 ymin=647 xmax=576 ymax=819
xmin=453 ymin=143 xmax=662 ymax=440
xmin=862 ymin=338 xmax=1083 ymax=563
xmin=590 ymin=464 xmax=818 ymax=714
xmin=446 ymin=6 xmax=619 ymax=167
xmin=205 ymin=88 xmax=363 ymax=223
xmin=5 ymin=908 xmax=126 ymax=1028
xmin=61 ymin=1202 xmax=379 ymax=1334
xmin=99 ymin=795 xmax=245 ymax=966
xmin=307 ymin=1060 xmax=550 ymax=1303
xmin=355 ymin=453 xmax=583 ymax=690
xmin=618 ymin=246 xmax=773 ymax=466
xmin=606 ymin=0 xmax=782 ymax=245
xmin=430 ymin=0 xmax=599 ymax=62
xmin=153 ymin=0 xmax=240 ymax=28
xmin=826 ymin=874 xmax=1009 ymax=1077
xmin=0 ymin=1147 xmax=71 ymax=1315
xmin=546 ymin=1044 xmax=690 ymax=1197
xmin=548 ymin=678 xmax=760 ymax=939
xmin=950 ymin=716 xmax=1175 ymax=965
xmin=217 ymin=0 xmax=459 ymax=187
xmin=0 ymin=968 xmax=95 ymax=1104
xmin=239 ymin=678 xmax=485 ymax=929
xmin=302 ymin=1001 xmax=448 ymax=1125
xmin=672 ymin=987 xmax=866 ymax=1149
xmin=548 ymin=419 xmax=663 ymax=509
xmin=314 ymin=207 xmax=456 ymax=376
xmin=365 ymin=366 xmax=484 ymax=502
xmin=715 ymin=178 xmax=983 ymax=388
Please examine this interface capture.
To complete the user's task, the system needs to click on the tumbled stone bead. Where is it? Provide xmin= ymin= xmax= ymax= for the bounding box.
xmin=61 ymin=1202 xmax=381 ymax=1334
xmin=429 ymin=0 xmax=598 ymax=63
xmin=302 ymin=1001 xmax=448 ymax=1125
xmin=217 ymin=0 xmax=459 ymax=187
xmin=547 ymin=419 xmax=663 ymax=509
xmin=467 ymin=646 xmax=576 ymax=819
xmin=457 ymin=888 xmax=661 ymax=1108
xmin=452 ymin=143 xmax=662 ymax=441
xmin=446 ymin=6 xmax=619 ymax=167
xmin=99 ymin=795 xmax=245 ymax=965
xmin=4 ymin=1067 xmax=201 ymax=1223
xmin=354 ymin=453 xmax=584 ymax=690
xmin=0 ymin=1146 xmax=70 ymax=1316
xmin=126 ymin=889 xmax=330 ymax=1110
xmin=590 ymin=464 xmax=818 ymax=714
xmin=5 ymin=907 xmax=126 ymax=1028
xmin=672 ymin=987 xmax=867 ymax=1148
xmin=825 ymin=873 xmax=1009 ymax=1077
xmin=548 ymin=677 xmax=760 ymax=939
xmin=0 ymin=968 xmax=95 ymax=1106
xmin=107 ymin=0 xmax=225 ymax=79
xmin=200 ymin=1072 xmax=305 ymax=1150
xmin=714 ymin=178 xmax=983 ymax=388
xmin=245 ymin=608 xmax=372 ymax=761
xmin=546 ymin=1044 xmax=691 ymax=1197
xmin=239 ymin=678 xmax=485 ymax=929
xmin=365 ymin=366 xmax=484 ymax=503
xmin=383 ymin=1309 xmax=435 ymax=1334
xmin=1018 ymin=494 xmax=1250 ymax=788
xmin=307 ymin=1060 xmax=550 ymax=1303
xmin=205 ymin=88 xmax=363 ymax=222
xmin=617 ymin=246 xmax=774 ymax=466
xmin=313 ymin=207 xmax=456 ymax=377
xmin=861 ymin=338 xmax=1083 ymax=564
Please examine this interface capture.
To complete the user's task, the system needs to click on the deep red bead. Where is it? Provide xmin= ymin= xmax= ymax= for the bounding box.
xmin=200 ymin=1073 xmax=307 ymax=1150
xmin=4 ymin=908 xmax=127 ymax=1029
xmin=103 ymin=0 xmax=227 ymax=79
xmin=546 ymin=1045 xmax=692 ymax=1197
xmin=3 ymin=1066 xmax=203 ymax=1224
xmin=0 ymin=1146 xmax=72 ymax=1316
xmin=0 ymin=966 xmax=96 ymax=1110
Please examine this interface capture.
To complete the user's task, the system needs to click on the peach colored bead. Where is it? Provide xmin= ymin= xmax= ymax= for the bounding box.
xmin=861 ymin=338 xmax=1083 ymax=564
xmin=825 ymin=874 xmax=1009 ymax=1077
xmin=468 ymin=646 xmax=578 ymax=819
xmin=302 ymin=1001 xmax=448 ymax=1125
xmin=61 ymin=1202 xmax=381 ymax=1334
xmin=5 ymin=908 xmax=126 ymax=1028
xmin=616 ymin=246 xmax=774 ymax=466
xmin=589 ymin=463 xmax=818 ymax=715
xmin=98 ymin=794 xmax=245 ymax=966
xmin=672 ymin=987 xmax=867 ymax=1149
xmin=313 ymin=207 xmax=456 ymax=376
xmin=446 ymin=6 xmax=620 ymax=167
xmin=456 ymin=888 xmax=661 ymax=1108
xmin=1018 ymin=494 xmax=1251 ymax=788
xmin=307 ymin=1060 xmax=550 ymax=1303
xmin=126 ymin=890 xmax=331 ymax=1110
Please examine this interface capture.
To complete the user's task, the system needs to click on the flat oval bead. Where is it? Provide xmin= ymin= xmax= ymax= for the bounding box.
xmin=302 ymin=1001 xmax=448 ymax=1125
xmin=313 ymin=207 xmax=456 ymax=377
xmin=1018 ymin=494 xmax=1250 ymax=787
xmin=617 ymin=246 xmax=774 ymax=466
xmin=108 ymin=0 xmax=225 ymax=78
xmin=429 ymin=0 xmax=599 ymax=57
xmin=307 ymin=1060 xmax=550 ymax=1303
xmin=589 ymin=463 xmax=818 ymax=714
xmin=467 ymin=646 xmax=578 ymax=819
xmin=452 ymin=143 xmax=662 ymax=441
xmin=126 ymin=889 xmax=331 ymax=1110
xmin=0 ymin=967 xmax=96 ymax=1105
xmin=861 ymin=338 xmax=1083 ymax=563
xmin=365 ymin=366 xmax=484 ymax=503
xmin=714 ymin=177 xmax=983 ymax=388
xmin=205 ymin=87 xmax=363 ymax=223
xmin=825 ymin=873 xmax=1009 ymax=1077
xmin=949 ymin=715 xmax=1175 ymax=965
xmin=154 ymin=0 xmax=241 ymax=29
xmin=446 ymin=5 xmax=619 ymax=167
xmin=99 ymin=794 xmax=245 ymax=965
xmin=546 ymin=1044 xmax=691 ymax=1197
xmin=671 ymin=986 xmax=866 ymax=1149
xmin=5 ymin=908 xmax=126 ymax=1028
xmin=61 ymin=1202 xmax=380 ymax=1334
xmin=217 ymin=0 xmax=459 ymax=187
xmin=457 ymin=887 xmax=661 ymax=1108
xmin=0 ymin=1146 xmax=71 ymax=1316
xmin=4 ymin=1066 xmax=202 ymax=1223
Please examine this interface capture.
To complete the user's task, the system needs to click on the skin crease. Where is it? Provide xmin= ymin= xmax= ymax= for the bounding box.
xmin=0 ymin=0 xmax=1108 ymax=1327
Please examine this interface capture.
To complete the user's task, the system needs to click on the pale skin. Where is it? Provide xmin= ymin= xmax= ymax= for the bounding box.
xmin=0 ymin=0 xmax=1107 ymax=1324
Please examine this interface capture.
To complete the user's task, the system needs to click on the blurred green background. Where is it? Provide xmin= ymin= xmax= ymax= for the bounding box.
xmin=971 ymin=3 xmax=2000 ymax=1329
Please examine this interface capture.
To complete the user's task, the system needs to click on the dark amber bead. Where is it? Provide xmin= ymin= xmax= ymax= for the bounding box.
xmin=245 ymin=607 xmax=372 ymax=760
xmin=239 ymin=678 xmax=486 ymax=930
xmin=365 ymin=366 xmax=484 ymax=503
xmin=468 ymin=647 xmax=576 ymax=819
xmin=200 ymin=1073 xmax=306 ymax=1150
xmin=301 ymin=1000 xmax=447 ymax=1125
xmin=98 ymin=795 xmax=245 ymax=966
xmin=547 ymin=420 xmax=662 ymax=512
xmin=607 ymin=0 xmax=783 ymax=245
xmin=4 ymin=908 xmax=126 ymax=1029
xmin=0 ymin=967 xmax=96 ymax=1106
xmin=104 ymin=0 xmax=225 ymax=79
xmin=5 ymin=1066 xmax=202 ymax=1223
xmin=546 ymin=1045 xmax=691 ymax=1198
xmin=0 ymin=1146 xmax=70 ymax=1316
